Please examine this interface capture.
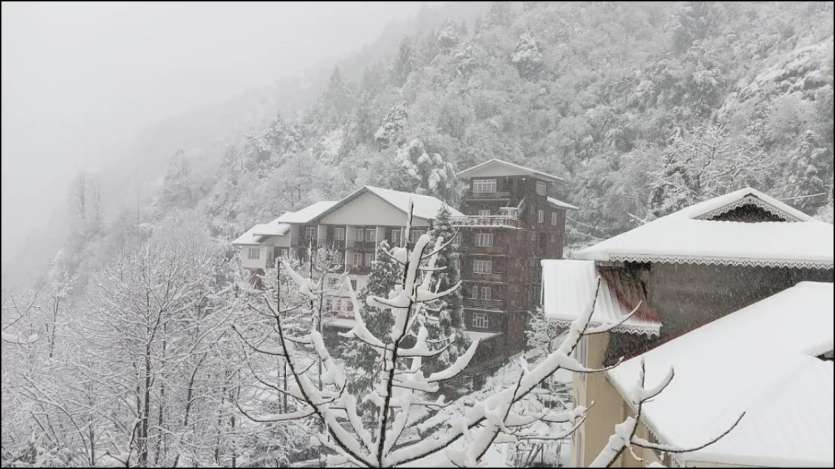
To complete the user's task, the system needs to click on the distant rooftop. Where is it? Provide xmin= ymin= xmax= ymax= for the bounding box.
xmin=457 ymin=158 xmax=564 ymax=182
xmin=575 ymin=188 xmax=833 ymax=269
xmin=276 ymin=200 xmax=338 ymax=224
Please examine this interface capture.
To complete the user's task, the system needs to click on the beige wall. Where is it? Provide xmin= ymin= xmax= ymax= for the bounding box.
xmin=319 ymin=191 xmax=430 ymax=227
xmin=575 ymin=332 xmax=632 ymax=467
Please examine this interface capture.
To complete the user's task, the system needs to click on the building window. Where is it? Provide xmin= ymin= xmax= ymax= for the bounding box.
xmin=480 ymin=287 xmax=491 ymax=300
xmin=364 ymin=252 xmax=373 ymax=266
xmin=305 ymin=225 xmax=317 ymax=239
xmin=473 ymin=259 xmax=492 ymax=274
xmin=390 ymin=229 xmax=401 ymax=247
xmin=537 ymin=209 xmax=544 ymax=224
xmin=470 ymin=285 xmax=479 ymax=299
xmin=350 ymin=279 xmax=357 ymax=291
xmin=536 ymin=180 xmax=547 ymax=196
xmin=353 ymin=253 xmax=363 ymax=267
xmin=365 ymin=228 xmax=376 ymax=242
xmin=475 ymin=232 xmax=493 ymax=247
xmin=551 ymin=211 xmax=558 ymax=225
xmin=472 ymin=312 xmax=489 ymax=329
xmin=247 ymin=247 xmax=260 ymax=260
xmin=472 ymin=179 xmax=497 ymax=193
xmin=334 ymin=227 xmax=345 ymax=241
xmin=478 ymin=209 xmax=491 ymax=216
xmin=354 ymin=227 xmax=364 ymax=241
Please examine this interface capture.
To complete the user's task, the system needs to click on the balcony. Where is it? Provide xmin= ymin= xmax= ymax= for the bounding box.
xmin=466 ymin=191 xmax=511 ymax=199
xmin=451 ymin=215 xmax=519 ymax=228
xmin=351 ymin=240 xmax=377 ymax=250
xmin=468 ymin=272 xmax=504 ymax=282
xmin=347 ymin=265 xmax=371 ymax=275
xmin=463 ymin=244 xmax=507 ymax=256
xmin=464 ymin=298 xmax=505 ymax=311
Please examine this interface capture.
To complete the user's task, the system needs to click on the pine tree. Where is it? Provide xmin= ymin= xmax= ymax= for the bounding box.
xmin=423 ymin=204 xmax=470 ymax=372
xmin=339 ymin=240 xmax=399 ymax=394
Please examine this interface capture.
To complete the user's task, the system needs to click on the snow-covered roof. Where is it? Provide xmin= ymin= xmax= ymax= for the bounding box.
xmin=232 ymin=218 xmax=290 ymax=246
xmin=315 ymin=185 xmax=462 ymax=222
xmin=252 ymin=221 xmax=290 ymax=237
xmin=276 ymin=200 xmax=338 ymax=224
xmin=575 ymin=188 xmax=833 ymax=269
xmin=457 ymin=158 xmax=564 ymax=182
xmin=463 ymin=330 xmax=502 ymax=342
xmin=607 ymin=282 xmax=834 ymax=467
xmin=232 ymin=225 xmax=263 ymax=245
xmin=541 ymin=260 xmax=661 ymax=336
xmin=546 ymin=196 xmax=578 ymax=211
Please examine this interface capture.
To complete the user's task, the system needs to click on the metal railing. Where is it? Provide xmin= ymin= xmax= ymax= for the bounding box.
xmin=466 ymin=191 xmax=511 ymax=199
xmin=463 ymin=298 xmax=505 ymax=310
xmin=451 ymin=215 xmax=519 ymax=228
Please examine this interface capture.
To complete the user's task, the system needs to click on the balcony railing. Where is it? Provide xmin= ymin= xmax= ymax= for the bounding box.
xmin=466 ymin=191 xmax=511 ymax=199
xmin=451 ymin=215 xmax=519 ymax=228
xmin=351 ymin=240 xmax=377 ymax=250
xmin=468 ymin=272 xmax=504 ymax=282
xmin=347 ymin=265 xmax=371 ymax=275
xmin=463 ymin=298 xmax=505 ymax=311
xmin=463 ymin=244 xmax=507 ymax=256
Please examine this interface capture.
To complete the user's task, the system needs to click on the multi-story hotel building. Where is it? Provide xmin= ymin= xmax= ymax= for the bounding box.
xmin=234 ymin=159 xmax=576 ymax=373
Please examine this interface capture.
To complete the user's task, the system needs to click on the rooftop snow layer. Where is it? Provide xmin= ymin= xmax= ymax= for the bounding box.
xmin=457 ymin=158 xmax=564 ymax=182
xmin=541 ymin=260 xmax=661 ymax=336
xmin=575 ymin=188 xmax=833 ymax=269
xmin=276 ymin=200 xmax=338 ymax=224
xmin=546 ymin=196 xmax=578 ymax=211
xmin=607 ymin=281 xmax=834 ymax=467
xmin=364 ymin=185 xmax=463 ymax=219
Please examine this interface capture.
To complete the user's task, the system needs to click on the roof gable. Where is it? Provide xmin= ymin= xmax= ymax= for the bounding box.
xmin=316 ymin=186 xmax=461 ymax=225
xmin=575 ymin=188 xmax=833 ymax=269
xmin=457 ymin=159 xmax=564 ymax=182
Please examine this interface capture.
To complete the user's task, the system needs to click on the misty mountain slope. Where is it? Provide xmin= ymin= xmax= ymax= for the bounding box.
xmin=20 ymin=2 xmax=833 ymax=297
xmin=181 ymin=2 xmax=832 ymax=249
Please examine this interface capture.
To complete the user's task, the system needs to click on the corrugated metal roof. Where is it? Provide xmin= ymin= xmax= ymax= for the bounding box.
xmin=541 ymin=259 xmax=661 ymax=336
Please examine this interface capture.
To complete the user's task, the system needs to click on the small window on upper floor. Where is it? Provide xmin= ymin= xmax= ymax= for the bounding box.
xmin=551 ymin=211 xmax=558 ymax=226
xmin=538 ymin=209 xmax=544 ymax=224
xmin=334 ymin=227 xmax=345 ymax=241
xmin=478 ymin=209 xmax=491 ymax=216
xmin=473 ymin=312 xmax=489 ymax=329
xmin=473 ymin=179 xmax=497 ymax=193
xmin=305 ymin=226 xmax=317 ymax=239
xmin=536 ymin=180 xmax=547 ymax=196
xmin=247 ymin=247 xmax=260 ymax=260
xmin=475 ymin=232 xmax=494 ymax=247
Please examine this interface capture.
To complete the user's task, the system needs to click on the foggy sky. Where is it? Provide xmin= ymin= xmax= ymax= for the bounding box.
xmin=1 ymin=1 xmax=429 ymax=270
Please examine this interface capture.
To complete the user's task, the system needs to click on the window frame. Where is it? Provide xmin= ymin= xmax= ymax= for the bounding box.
xmin=475 ymin=232 xmax=494 ymax=247
xmin=478 ymin=209 xmax=491 ymax=216
xmin=480 ymin=286 xmax=492 ymax=300
xmin=551 ymin=211 xmax=558 ymax=226
xmin=472 ymin=179 xmax=497 ymax=194
xmin=472 ymin=312 xmax=490 ymax=329
xmin=473 ymin=259 xmax=493 ymax=274
xmin=353 ymin=252 xmax=363 ymax=267
xmin=305 ymin=225 xmax=317 ymax=239
xmin=536 ymin=180 xmax=547 ymax=196
xmin=247 ymin=247 xmax=260 ymax=260
xmin=537 ymin=209 xmax=544 ymax=224
xmin=334 ymin=227 xmax=345 ymax=241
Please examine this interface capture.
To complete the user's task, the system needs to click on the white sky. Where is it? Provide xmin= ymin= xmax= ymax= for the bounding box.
xmin=1 ymin=1 xmax=428 ymax=264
